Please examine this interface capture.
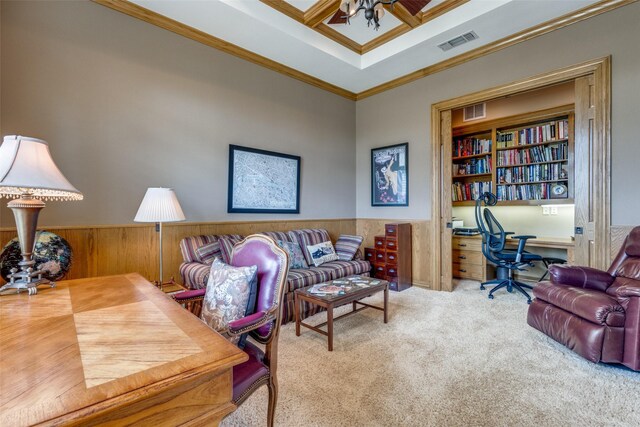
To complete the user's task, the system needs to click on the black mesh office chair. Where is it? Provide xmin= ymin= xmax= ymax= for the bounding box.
xmin=475 ymin=192 xmax=542 ymax=303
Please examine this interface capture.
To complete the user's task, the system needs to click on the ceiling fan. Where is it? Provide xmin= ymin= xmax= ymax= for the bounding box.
xmin=331 ymin=0 xmax=431 ymax=30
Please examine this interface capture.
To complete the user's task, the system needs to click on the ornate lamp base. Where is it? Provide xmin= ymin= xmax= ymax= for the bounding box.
xmin=0 ymin=267 xmax=55 ymax=295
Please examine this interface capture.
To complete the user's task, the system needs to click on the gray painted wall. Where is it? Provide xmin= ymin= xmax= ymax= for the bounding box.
xmin=0 ymin=1 xmax=356 ymax=227
xmin=356 ymin=2 xmax=640 ymax=226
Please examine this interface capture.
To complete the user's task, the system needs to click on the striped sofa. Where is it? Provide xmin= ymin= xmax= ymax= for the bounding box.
xmin=179 ymin=229 xmax=370 ymax=324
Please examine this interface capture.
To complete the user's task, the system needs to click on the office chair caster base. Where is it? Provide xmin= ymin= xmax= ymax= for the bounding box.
xmin=488 ymin=294 xmax=494 ymax=300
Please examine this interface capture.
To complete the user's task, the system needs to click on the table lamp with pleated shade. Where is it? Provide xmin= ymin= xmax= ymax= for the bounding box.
xmin=134 ymin=188 xmax=185 ymax=288
xmin=0 ymin=135 xmax=83 ymax=295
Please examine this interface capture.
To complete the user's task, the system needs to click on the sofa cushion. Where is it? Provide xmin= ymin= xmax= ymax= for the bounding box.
xmin=335 ymin=235 xmax=364 ymax=261
xmin=288 ymin=229 xmax=331 ymax=265
xmin=287 ymin=267 xmax=333 ymax=292
xmin=180 ymin=262 xmax=210 ymax=290
xmin=195 ymin=241 xmax=221 ymax=265
xmin=306 ymin=241 xmax=339 ymax=267
xmin=201 ymin=259 xmax=258 ymax=348
xmin=260 ymin=231 xmax=292 ymax=243
xmin=180 ymin=235 xmax=218 ymax=263
xmin=219 ymin=235 xmax=244 ymax=264
xmin=276 ymin=240 xmax=308 ymax=269
xmin=321 ymin=260 xmax=371 ymax=279
xmin=533 ymin=281 xmax=625 ymax=327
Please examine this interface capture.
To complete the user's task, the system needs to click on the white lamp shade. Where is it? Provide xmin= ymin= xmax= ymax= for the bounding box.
xmin=0 ymin=135 xmax=83 ymax=200
xmin=134 ymin=188 xmax=186 ymax=223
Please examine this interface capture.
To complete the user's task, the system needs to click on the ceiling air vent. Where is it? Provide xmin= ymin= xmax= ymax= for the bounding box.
xmin=438 ymin=31 xmax=478 ymax=52
xmin=463 ymin=103 xmax=486 ymax=122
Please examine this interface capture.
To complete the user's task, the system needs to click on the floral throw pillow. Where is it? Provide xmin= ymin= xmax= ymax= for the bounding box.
xmin=277 ymin=240 xmax=309 ymax=269
xmin=306 ymin=241 xmax=339 ymax=267
xmin=201 ymin=259 xmax=258 ymax=347
xmin=335 ymin=234 xmax=364 ymax=261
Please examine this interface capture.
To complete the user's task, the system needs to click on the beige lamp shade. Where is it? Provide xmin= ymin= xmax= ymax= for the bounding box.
xmin=0 ymin=135 xmax=83 ymax=200
xmin=134 ymin=188 xmax=185 ymax=223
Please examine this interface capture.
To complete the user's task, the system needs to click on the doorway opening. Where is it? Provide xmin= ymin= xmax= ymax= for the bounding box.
xmin=431 ymin=57 xmax=611 ymax=292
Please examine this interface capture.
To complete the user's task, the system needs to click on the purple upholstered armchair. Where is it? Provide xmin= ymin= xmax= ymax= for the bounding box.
xmin=174 ymin=234 xmax=289 ymax=426
xmin=527 ymin=226 xmax=640 ymax=371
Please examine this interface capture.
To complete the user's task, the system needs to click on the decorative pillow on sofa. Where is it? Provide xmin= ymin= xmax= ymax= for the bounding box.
xmin=289 ymin=229 xmax=331 ymax=265
xmin=277 ymin=240 xmax=308 ymax=269
xmin=335 ymin=234 xmax=364 ymax=261
xmin=195 ymin=241 xmax=221 ymax=265
xmin=306 ymin=241 xmax=339 ymax=267
xmin=200 ymin=259 xmax=258 ymax=348
xmin=218 ymin=235 xmax=244 ymax=264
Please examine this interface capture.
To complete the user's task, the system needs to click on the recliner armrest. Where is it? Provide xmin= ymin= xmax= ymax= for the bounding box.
xmin=549 ymin=264 xmax=615 ymax=292
xmin=612 ymin=281 xmax=640 ymax=298
xmin=228 ymin=308 xmax=276 ymax=336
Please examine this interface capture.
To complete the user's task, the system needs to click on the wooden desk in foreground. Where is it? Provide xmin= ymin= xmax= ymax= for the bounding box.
xmin=0 ymin=273 xmax=247 ymax=426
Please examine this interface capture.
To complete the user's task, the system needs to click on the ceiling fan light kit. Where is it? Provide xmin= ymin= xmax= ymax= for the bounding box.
xmin=339 ymin=0 xmax=397 ymax=30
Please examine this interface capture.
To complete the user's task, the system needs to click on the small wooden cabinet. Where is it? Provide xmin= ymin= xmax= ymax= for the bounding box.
xmin=452 ymin=235 xmax=488 ymax=282
xmin=364 ymin=223 xmax=412 ymax=291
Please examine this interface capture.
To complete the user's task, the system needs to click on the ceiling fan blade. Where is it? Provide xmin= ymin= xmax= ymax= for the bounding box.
xmin=397 ymin=0 xmax=431 ymax=16
xmin=327 ymin=9 xmax=348 ymax=25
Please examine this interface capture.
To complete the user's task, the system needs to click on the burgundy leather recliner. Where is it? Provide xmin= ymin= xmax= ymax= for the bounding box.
xmin=527 ymin=226 xmax=640 ymax=371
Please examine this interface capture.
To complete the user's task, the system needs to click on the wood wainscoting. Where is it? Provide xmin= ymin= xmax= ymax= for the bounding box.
xmin=356 ymin=219 xmax=431 ymax=289
xmin=611 ymin=225 xmax=637 ymax=262
xmin=0 ymin=219 xmax=356 ymax=286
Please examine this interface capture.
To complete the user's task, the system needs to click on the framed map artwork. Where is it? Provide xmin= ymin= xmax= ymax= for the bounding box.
xmin=228 ymin=145 xmax=301 ymax=213
xmin=371 ymin=142 xmax=409 ymax=207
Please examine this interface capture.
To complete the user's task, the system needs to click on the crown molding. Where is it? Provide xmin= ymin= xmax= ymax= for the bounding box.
xmin=93 ymin=0 xmax=634 ymax=102
xmin=93 ymin=0 xmax=358 ymax=100
xmin=355 ymin=0 xmax=634 ymax=100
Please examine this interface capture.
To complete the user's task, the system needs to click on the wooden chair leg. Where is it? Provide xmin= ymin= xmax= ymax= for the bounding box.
xmin=267 ymin=377 xmax=278 ymax=427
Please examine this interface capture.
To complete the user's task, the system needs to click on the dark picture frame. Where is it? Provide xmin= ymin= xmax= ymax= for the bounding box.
xmin=371 ymin=142 xmax=409 ymax=207
xmin=228 ymin=145 xmax=301 ymax=214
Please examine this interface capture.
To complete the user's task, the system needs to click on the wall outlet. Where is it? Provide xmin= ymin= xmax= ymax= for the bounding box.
xmin=542 ymin=206 xmax=550 ymax=215
xmin=550 ymin=206 xmax=558 ymax=215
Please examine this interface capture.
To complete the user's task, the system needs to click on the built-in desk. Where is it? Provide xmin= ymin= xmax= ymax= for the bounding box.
xmin=0 ymin=273 xmax=247 ymax=426
xmin=453 ymin=234 xmax=575 ymax=282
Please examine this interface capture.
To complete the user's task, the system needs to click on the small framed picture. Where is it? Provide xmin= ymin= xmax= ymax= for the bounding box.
xmin=371 ymin=143 xmax=408 ymax=207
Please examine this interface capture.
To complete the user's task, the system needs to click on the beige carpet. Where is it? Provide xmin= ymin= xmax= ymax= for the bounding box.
xmin=222 ymin=280 xmax=640 ymax=427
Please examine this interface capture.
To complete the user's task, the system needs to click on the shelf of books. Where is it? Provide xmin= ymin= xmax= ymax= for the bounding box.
xmin=452 ymin=105 xmax=574 ymax=206
xmin=451 ymin=131 xmax=493 ymax=204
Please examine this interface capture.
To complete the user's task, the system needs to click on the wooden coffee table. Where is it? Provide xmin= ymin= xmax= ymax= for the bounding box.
xmin=294 ymin=275 xmax=388 ymax=351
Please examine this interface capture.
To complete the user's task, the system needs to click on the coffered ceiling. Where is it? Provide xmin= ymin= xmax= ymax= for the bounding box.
xmin=96 ymin=0 xmax=631 ymax=99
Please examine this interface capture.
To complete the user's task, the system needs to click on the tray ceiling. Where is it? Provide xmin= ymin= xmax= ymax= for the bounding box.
xmin=101 ymin=0 xmax=623 ymax=97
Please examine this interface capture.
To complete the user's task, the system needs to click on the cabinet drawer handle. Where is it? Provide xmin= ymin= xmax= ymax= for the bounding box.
xmin=458 ymin=255 xmax=466 ymax=259
xmin=459 ymin=269 xmax=467 ymax=273
xmin=377 ymin=254 xmax=384 ymax=258
xmin=387 ymin=229 xmax=394 ymax=233
xmin=459 ymin=244 xmax=467 ymax=247
xmin=389 ymin=255 xmax=395 ymax=259
xmin=388 ymin=243 xmax=395 ymax=247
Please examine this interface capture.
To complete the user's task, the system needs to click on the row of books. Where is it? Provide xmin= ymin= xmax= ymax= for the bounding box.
xmin=496 ymin=119 xmax=569 ymax=148
xmin=496 ymin=143 xmax=567 ymax=166
xmin=454 ymin=156 xmax=492 ymax=176
xmin=452 ymin=181 xmax=492 ymax=202
xmin=496 ymin=163 xmax=568 ymax=184
xmin=452 ymin=137 xmax=492 ymax=158
xmin=496 ymin=183 xmax=562 ymax=201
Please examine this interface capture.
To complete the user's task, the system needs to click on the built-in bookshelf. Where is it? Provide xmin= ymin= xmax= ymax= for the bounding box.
xmin=451 ymin=105 xmax=574 ymax=206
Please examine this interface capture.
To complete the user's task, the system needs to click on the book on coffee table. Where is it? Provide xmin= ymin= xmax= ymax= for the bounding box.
xmin=309 ymin=283 xmax=352 ymax=295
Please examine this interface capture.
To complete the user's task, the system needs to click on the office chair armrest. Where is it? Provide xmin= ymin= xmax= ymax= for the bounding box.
xmin=549 ymin=264 xmax=615 ymax=292
xmin=511 ymin=235 xmax=536 ymax=240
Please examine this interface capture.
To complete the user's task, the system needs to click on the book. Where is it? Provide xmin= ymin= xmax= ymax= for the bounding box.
xmin=309 ymin=283 xmax=352 ymax=295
